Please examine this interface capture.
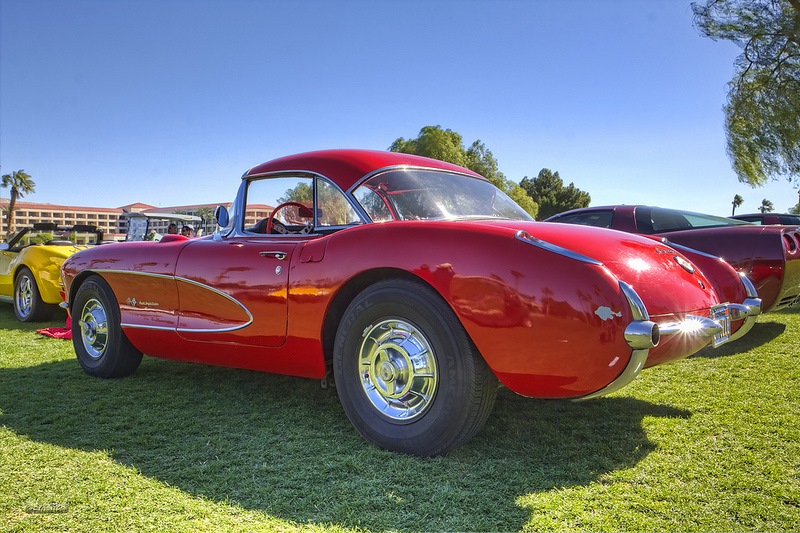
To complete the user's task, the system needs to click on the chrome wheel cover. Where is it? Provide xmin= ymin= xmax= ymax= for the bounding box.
xmin=359 ymin=319 xmax=438 ymax=421
xmin=79 ymin=298 xmax=109 ymax=359
xmin=15 ymin=274 xmax=33 ymax=319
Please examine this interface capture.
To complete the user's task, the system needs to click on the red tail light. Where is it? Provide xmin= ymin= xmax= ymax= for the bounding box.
xmin=783 ymin=233 xmax=798 ymax=253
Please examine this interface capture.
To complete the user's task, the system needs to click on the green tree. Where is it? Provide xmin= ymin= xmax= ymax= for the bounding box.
xmin=519 ymin=168 xmax=591 ymax=220
xmin=732 ymin=193 xmax=744 ymax=215
xmin=193 ymin=206 xmax=216 ymax=235
xmin=389 ymin=126 xmax=469 ymax=168
xmin=389 ymin=126 xmax=539 ymax=217
xmin=194 ymin=206 xmax=215 ymax=222
xmin=1 ymin=169 xmax=35 ymax=236
xmin=759 ymin=198 xmax=775 ymax=213
xmin=278 ymin=182 xmax=313 ymax=204
xmin=278 ymin=181 xmax=355 ymax=226
xmin=28 ymin=232 xmax=53 ymax=245
xmin=693 ymin=0 xmax=800 ymax=186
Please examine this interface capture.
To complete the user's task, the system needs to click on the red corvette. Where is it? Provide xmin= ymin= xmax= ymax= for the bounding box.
xmin=547 ymin=205 xmax=800 ymax=312
xmin=61 ymin=151 xmax=760 ymax=456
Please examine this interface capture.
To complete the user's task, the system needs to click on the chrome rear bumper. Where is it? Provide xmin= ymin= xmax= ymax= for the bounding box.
xmin=659 ymin=272 xmax=761 ymax=347
xmin=658 ymin=297 xmax=761 ymax=346
xmin=577 ymin=277 xmax=761 ymax=402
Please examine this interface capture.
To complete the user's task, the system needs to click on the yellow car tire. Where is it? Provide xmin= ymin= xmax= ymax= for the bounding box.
xmin=14 ymin=267 xmax=56 ymax=322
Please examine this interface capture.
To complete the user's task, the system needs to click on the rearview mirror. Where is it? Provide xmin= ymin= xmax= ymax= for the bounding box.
xmin=0 ymin=243 xmax=8 ymax=252
xmin=214 ymin=205 xmax=229 ymax=228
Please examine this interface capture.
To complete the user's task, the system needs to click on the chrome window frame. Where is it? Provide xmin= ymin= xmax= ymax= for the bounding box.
xmin=224 ymin=171 xmax=368 ymax=239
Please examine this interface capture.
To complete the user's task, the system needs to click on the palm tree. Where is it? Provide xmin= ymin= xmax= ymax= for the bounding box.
xmin=758 ymin=198 xmax=774 ymax=214
xmin=194 ymin=206 xmax=216 ymax=234
xmin=1 ymin=169 xmax=35 ymax=236
xmin=731 ymin=194 xmax=744 ymax=215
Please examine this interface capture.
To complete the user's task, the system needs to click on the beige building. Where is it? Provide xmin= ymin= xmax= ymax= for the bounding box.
xmin=1 ymin=199 xmax=270 ymax=239
xmin=0 ymin=199 xmax=125 ymax=236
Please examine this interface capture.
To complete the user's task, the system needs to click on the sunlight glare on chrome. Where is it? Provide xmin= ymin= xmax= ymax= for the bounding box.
xmin=677 ymin=317 xmax=706 ymax=334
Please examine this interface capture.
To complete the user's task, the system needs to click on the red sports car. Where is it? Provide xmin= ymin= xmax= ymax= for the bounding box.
xmin=547 ymin=205 xmax=800 ymax=312
xmin=61 ymin=151 xmax=760 ymax=456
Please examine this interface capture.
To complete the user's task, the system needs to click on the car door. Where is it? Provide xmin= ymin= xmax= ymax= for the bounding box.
xmin=174 ymin=237 xmax=297 ymax=347
xmin=173 ymin=174 xmax=319 ymax=348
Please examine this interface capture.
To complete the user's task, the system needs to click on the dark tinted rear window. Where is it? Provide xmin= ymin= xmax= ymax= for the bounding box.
xmin=551 ymin=210 xmax=613 ymax=228
xmin=636 ymin=206 xmax=750 ymax=234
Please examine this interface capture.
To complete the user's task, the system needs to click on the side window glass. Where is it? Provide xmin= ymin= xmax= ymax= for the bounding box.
xmin=245 ymin=176 xmax=314 ymax=234
xmin=316 ymin=179 xmax=362 ymax=227
xmin=353 ymin=186 xmax=393 ymax=222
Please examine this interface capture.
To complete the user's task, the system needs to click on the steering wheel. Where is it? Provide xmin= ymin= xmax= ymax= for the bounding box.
xmin=266 ymin=201 xmax=314 ymax=234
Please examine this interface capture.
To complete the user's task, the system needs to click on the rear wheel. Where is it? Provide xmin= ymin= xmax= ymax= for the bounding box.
xmin=333 ymin=279 xmax=497 ymax=456
xmin=72 ymin=275 xmax=142 ymax=378
xmin=14 ymin=267 xmax=56 ymax=322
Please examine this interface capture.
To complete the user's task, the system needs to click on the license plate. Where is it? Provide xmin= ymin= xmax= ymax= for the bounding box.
xmin=711 ymin=304 xmax=732 ymax=347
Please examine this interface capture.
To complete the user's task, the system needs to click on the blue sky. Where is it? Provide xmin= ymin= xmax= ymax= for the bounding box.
xmin=1 ymin=0 xmax=797 ymax=216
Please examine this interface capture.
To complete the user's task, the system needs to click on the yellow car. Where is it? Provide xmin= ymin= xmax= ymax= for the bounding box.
xmin=0 ymin=223 xmax=104 ymax=322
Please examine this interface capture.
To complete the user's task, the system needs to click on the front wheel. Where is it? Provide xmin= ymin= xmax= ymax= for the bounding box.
xmin=333 ymin=279 xmax=497 ymax=456
xmin=14 ymin=267 xmax=56 ymax=322
xmin=71 ymin=275 xmax=142 ymax=378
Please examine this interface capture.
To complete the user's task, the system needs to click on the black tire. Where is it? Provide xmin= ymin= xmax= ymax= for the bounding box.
xmin=14 ymin=267 xmax=56 ymax=322
xmin=333 ymin=278 xmax=497 ymax=456
xmin=71 ymin=275 xmax=142 ymax=378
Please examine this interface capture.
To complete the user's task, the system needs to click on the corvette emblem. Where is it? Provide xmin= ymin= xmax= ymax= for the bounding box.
xmin=595 ymin=307 xmax=622 ymax=321
xmin=126 ymin=297 xmax=158 ymax=308
xmin=674 ymin=255 xmax=695 ymax=274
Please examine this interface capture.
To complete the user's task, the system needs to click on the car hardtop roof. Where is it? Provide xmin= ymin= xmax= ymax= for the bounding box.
xmin=732 ymin=212 xmax=800 ymax=218
xmin=547 ymin=204 xmax=635 ymax=219
xmin=554 ymin=205 xmax=738 ymax=219
xmin=126 ymin=212 xmax=202 ymax=222
xmin=552 ymin=205 xmax=758 ymax=230
xmin=244 ymin=149 xmax=484 ymax=191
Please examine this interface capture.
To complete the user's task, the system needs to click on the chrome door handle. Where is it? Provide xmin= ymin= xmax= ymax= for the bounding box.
xmin=259 ymin=251 xmax=287 ymax=260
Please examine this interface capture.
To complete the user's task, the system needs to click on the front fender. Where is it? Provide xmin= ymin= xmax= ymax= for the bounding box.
xmin=18 ymin=246 xmax=78 ymax=305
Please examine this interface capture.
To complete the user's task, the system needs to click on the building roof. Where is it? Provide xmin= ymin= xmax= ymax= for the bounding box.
xmin=0 ymin=199 xmax=123 ymax=213
xmin=119 ymin=202 xmax=156 ymax=212
xmin=144 ymin=202 xmax=231 ymax=212
xmin=0 ymin=199 xmax=231 ymax=214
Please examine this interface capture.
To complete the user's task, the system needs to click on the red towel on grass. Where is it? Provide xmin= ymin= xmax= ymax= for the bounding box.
xmin=36 ymin=317 xmax=72 ymax=340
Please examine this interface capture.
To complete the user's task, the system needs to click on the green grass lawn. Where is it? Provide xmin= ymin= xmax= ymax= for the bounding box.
xmin=1 ymin=305 xmax=798 ymax=532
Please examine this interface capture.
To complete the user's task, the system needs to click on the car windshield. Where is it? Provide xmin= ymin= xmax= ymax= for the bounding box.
xmin=636 ymin=206 xmax=753 ymax=234
xmin=125 ymin=215 xmax=201 ymax=241
xmin=353 ymin=169 xmax=533 ymax=222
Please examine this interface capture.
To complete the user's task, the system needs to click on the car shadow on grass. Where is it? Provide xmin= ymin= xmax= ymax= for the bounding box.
xmin=0 ymin=356 xmax=690 ymax=532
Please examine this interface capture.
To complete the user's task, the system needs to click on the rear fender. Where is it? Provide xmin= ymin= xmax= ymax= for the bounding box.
xmin=306 ymin=223 xmax=638 ymax=398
